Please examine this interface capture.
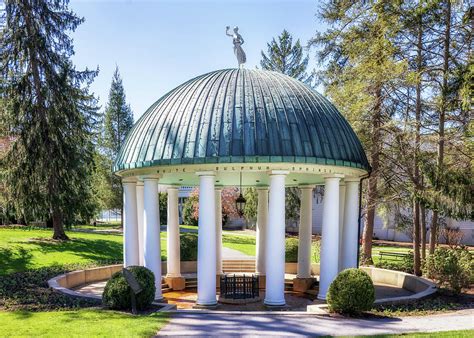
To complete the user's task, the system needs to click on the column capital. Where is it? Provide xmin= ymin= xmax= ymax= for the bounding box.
xmin=215 ymin=186 xmax=223 ymax=191
xmin=136 ymin=180 xmax=144 ymax=187
xmin=141 ymin=174 xmax=161 ymax=181
xmin=122 ymin=177 xmax=138 ymax=184
xmin=322 ymin=173 xmax=344 ymax=180
xmin=344 ymin=177 xmax=361 ymax=183
xmin=268 ymin=170 xmax=289 ymax=176
xmin=166 ymin=186 xmax=179 ymax=192
xmin=196 ymin=171 xmax=215 ymax=177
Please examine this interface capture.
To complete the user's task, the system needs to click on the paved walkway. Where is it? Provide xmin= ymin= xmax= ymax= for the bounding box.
xmin=157 ymin=309 xmax=474 ymax=336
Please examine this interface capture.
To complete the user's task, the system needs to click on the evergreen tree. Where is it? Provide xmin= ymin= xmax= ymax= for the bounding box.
xmin=261 ymin=30 xmax=308 ymax=227
xmin=104 ymin=67 xmax=134 ymax=158
xmin=0 ymin=0 xmax=98 ymax=239
xmin=261 ymin=29 xmax=314 ymax=84
xmin=311 ymin=1 xmax=405 ymax=264
xmin=102 ymin=67 xmax=134 ymax=217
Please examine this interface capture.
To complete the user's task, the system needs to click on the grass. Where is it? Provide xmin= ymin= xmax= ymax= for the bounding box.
xmin=361 ymin=330 xmax=474 ymax=337
xmin=222 ymin=233 xmax=256 ymax=256
xmin=71 ymin=222 xmax=121 ymax=231
xmin=0 ymin=228 xmax=166 ymax=275
xmin=0 ymin=309 xmax=168 ymax=337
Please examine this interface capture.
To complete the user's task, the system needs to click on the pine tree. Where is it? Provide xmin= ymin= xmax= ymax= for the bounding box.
xmin=104 ymin=67 xmax=134 ymax=158
xmin=261 ymin=29 xmax=313 ymax=84
xmin=102 ymin=67 xmax=134 ymax=217
xmin=311 ymin=1 xmax=405 ymax=264
xmin=1 ymin=0 xmax=98 ymax=239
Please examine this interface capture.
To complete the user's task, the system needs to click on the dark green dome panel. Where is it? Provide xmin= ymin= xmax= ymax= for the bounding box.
xmin=114 ymin=69 xmax=369 ymax=172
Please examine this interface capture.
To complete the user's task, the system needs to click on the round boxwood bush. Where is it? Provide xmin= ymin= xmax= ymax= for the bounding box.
xmin=102 ymin=266 xmax=155 ymax=310
xmin=180 ymin=233 xmax=198 ymax=261
xmin=285 ymin=238 xmax=299 ymax=263
xmin=327 ymin=268 xmax=375 ymax=314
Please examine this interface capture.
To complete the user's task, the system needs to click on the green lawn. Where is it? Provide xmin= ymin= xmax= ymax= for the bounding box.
xmin=0 ymin=309 xmax=168 ymax=337
xmin=222 ymin=233 xmax=256 ymax=256
xmin=363 ymin=330 xmax=474 ymax=337
xmin=0 ymin=228 xmax=166 ymax=275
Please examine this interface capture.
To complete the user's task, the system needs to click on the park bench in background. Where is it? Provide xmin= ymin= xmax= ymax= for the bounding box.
xmin=378 ymin=251 xmax=412 ymax=261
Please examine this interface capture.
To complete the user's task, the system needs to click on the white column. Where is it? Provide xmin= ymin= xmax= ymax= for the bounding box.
xmin=215 ymin=187 xmax=223 ymax=275
xmin=338 ymin=182 xmax=346 ymax=272
xmin=123 ymin=179 xmax=139 ymax=267
xmin=196 ymin=172 xmax=217 ymax=306
xmin=167 ymin=187 xmax=181 ymax=277
xmin=143 ymin=177 xmax=162 ymax=300
xmin=264 ymin=171 xmax=288 ymax=306
xmin=297 ymin=186 xmax=314 ymax=278
xmin=318 ymin=174 xmax=343 ymax=300
xmin=256 ymin=187 xmax=268 ymax=275
xmin=341 ymin=179 xmax=360 ymax=270
xmin=136 ymin=181 xmax=144 ymax=266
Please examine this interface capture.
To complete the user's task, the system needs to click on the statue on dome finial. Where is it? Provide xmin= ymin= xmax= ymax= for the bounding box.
xmin=226 ymin=26 xmax=246 ymax=68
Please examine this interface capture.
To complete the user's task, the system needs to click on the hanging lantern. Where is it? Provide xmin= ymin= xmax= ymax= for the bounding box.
xmin=236 ymin=172 xmax=246 ymax=217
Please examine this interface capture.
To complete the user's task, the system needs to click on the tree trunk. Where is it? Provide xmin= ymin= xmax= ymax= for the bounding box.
xmin=52 ymin=209 xmax=69 ymax=240
xmin=430 ymin=1 xmax=450 ymax=254
xmin=413 ymin=14 xmax=422 ymax=277
xmin=361 ymin=85 xmax=382 ymax=265
xmin=413 ymin=200 xmax=421 ymax=276
xmin=421 ymin=204 xmax=427 ymax=260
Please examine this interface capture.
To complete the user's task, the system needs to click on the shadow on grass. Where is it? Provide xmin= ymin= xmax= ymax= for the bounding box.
xmin=27 ymin=237 xmax=123 ymax=262
xmin=10 ymin=311 xmax=34 ymax=319
xmin=0 ymin=246 xmax=33 ymax=275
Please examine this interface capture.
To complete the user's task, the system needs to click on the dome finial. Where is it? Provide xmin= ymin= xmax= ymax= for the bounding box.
xmin=226 ymin=26 xmax=246 ymax=68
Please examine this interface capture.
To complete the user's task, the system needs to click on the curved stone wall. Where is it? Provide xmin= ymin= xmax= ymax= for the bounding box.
xmin=48 ymin=262 xmax=437 ymax=308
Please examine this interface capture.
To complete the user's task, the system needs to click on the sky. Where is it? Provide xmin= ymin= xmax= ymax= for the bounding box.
xmin=69 ymin=0 xmax=326 ymax=120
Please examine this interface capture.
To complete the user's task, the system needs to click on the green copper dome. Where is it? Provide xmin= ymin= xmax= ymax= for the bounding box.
xmin=114 ymin=69 xmax=369 ymax=172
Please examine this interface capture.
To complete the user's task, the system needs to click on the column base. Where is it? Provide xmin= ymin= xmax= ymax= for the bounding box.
xmin=264 ymin=302 xmax=288 ymax=310
xmin=193 ymin=302 xmax=219 ymax=309
xmin=293 ymin=277 xmax=316 ymax=292
xmin=257 ymin=275 xmax=266 ymax=289
xmin=317 ymin=293 xmax=327 ymax=300
xmin=165 ymin=276 xmax=185 ymax=291
xmin=216 ymin=274 xmax=223 ymax=289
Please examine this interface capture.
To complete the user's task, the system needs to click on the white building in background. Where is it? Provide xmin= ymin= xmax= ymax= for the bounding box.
xmin=177 ymin=185 xmax=473 ymax=246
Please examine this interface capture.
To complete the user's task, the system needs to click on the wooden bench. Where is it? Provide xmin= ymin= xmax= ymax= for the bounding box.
xmin=378 ymin=251 xmax=411 ymax=261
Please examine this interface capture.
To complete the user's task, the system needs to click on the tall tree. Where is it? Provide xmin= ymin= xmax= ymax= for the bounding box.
xmin=103 ymin=67 xmax=134 ymax=158
xmin=261 ymin=29 xmax=314 ymax=84
xmin=102 ymin=67 xmax=134 ymax=216
xmin=311 ymin=1 xmax=405 ymax=264
xmin=1 ymin=0 xmax=98 ymax=239
xmin=261 ymin=30 xmax=310 ymax=226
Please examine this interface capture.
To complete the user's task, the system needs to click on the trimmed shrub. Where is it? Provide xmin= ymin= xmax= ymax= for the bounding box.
xmin=180 ymin=233 xmax=198 ymax=261
xmin=285 ymin=238 xmax=299 ymax=263
xmin=102 ymin=266 xmax=155 ymax=310
xmin=423 ymin=247 xmax=472 ymax=294
xmin=285 ymin=238 xmax=320 ymax=263
xmin=327 ymin=268 xmax=375 ymax=314
xmin=312 ymin=240 xmax=321 ymax=263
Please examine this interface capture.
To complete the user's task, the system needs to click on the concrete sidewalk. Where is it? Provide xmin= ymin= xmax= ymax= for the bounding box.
xmin=157 ymin=308 xmax=474 ymax=336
